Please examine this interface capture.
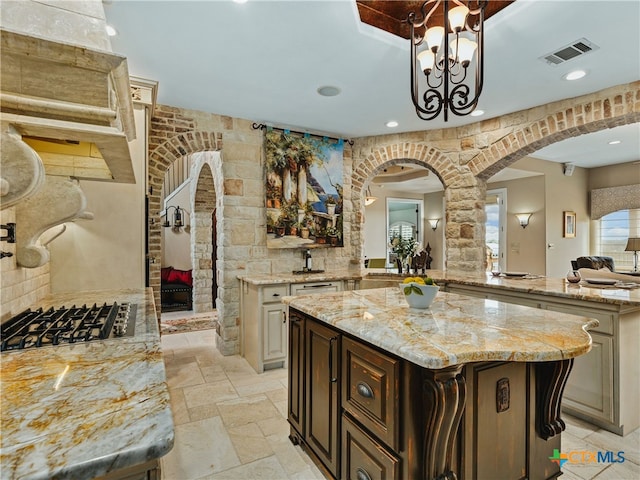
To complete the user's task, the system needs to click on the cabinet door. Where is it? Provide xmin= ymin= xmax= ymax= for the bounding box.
xmin=262 ymin=304 xmax=286 ymax=362
xmin=305 ymin=319 xmax=341 ymax=478
xmin=563 ymin=332 xmax=614 ymax=423
xmin=288 ymin=310 xmax=305 ymax=437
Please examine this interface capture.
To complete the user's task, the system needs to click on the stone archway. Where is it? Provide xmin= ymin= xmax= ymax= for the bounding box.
xmin=148 ymin=131 xmax=221 ymax=313
xmin=352 ymin=83 xmax=640 ymax=274
xmin=189 ymin=154 xmax=223 ymax=314
xmin=468 ymin=84 xmax=640 ymax=180
xmin=351 ymin=142 xmax=483 ymax=272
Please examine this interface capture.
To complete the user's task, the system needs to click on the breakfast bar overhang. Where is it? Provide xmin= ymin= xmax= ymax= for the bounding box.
xmin=283 ymin=287 xmax=598 ymax=480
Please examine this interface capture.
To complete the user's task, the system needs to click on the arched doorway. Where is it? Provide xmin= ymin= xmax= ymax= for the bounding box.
xmin=191 ymin=158 xmax=217 ymax=312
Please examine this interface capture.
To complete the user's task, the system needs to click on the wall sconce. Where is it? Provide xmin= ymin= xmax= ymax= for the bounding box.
xmin=515 ymin=213 xmax=532 ymax=228
xmin=428 ymin=218 xmax=440 ymax=231
xmin=162 ymin=206 xmax=189 ymax=231
xmin=364 ymin=188 xmax=377 ymax=206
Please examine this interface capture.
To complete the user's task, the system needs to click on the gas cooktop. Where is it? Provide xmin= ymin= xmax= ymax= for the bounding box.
xmin=1 ymin=302 xmax=136 ymax=352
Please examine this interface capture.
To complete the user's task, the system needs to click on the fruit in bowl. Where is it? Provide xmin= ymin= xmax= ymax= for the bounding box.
xmin=400 ymin=277 xmax=439 ymax=309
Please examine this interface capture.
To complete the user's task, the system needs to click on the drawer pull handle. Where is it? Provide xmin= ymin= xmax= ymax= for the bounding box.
xmin=356 ymin=468 xmax=372 ymax=480
xmin=272 ymin=293 xmax=280 ymax=297
xmin=304 ymin=284 xmax=331 ymax=288
xmin=356 ymin=381 xmax=374 ymax=399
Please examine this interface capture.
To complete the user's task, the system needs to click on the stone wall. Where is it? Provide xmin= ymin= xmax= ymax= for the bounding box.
xmin=0 ymin=207 xmax=50 ymax=321
xmin=351 ymin=82 xmax=640 ymax=273
xmin=148 ymin=81 xmax=639 ymax=354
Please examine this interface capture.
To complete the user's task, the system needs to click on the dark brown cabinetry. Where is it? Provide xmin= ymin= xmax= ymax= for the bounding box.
xmin=288 ymin=308 xmax=565 ymax=480
xmin=288 ymin=309 xmax=341 ymax=479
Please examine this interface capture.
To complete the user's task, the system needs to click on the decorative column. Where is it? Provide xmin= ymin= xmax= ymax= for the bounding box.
xmin=422 ymin=364 xmax=466 ymax=480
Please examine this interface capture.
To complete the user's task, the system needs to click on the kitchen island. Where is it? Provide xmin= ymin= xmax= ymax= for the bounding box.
xmin=283 ymin=287 xmax=597 ymax=480
xmin=364 ymin=270 xmax=640 ymax=436
xmin=0 ymin=288 xmax=174 ymax=480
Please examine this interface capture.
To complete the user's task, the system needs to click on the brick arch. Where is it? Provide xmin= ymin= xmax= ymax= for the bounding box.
xmin=351 ymin=142 xmax=466 ymax=263
xmin=148 ymin=131 xmax=222 ymax=313
xmin=468 ymin=89 xmax=640 ymax=179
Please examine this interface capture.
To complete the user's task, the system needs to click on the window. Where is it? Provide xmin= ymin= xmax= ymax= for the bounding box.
xmin=388 ymin=222 xmax=415 ymax=242
xmin=598 ymin=208 xmax=640 ymax=271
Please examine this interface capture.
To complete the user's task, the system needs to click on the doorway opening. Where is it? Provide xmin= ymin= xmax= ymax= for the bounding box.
xmin=486 ymin=188 xmax=507 ymax=272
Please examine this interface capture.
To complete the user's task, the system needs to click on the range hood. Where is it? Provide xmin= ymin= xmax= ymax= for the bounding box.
xmin=1 ymin=28 xmax=136 ymax=183
xmin=0 ymin=0 xmax=137 ymax=268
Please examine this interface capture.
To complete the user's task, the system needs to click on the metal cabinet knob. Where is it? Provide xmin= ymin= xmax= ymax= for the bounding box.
xmin=356 ymin=381 xmax=374 ymax=399
xmin=356 ymin=467 xmax=372 ymax=480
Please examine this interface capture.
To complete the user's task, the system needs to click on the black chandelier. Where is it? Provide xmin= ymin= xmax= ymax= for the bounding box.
xmin=408 ymin=0 xmax=487 ymax=121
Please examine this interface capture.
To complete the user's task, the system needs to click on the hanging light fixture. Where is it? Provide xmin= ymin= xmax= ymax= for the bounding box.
xmin=408 ymin=0 xmax=487 ymax=121
xmin=365 ymin=187 xmax=378 ymax=206
xmin=161 ymin=206 xmax=189 ymax=231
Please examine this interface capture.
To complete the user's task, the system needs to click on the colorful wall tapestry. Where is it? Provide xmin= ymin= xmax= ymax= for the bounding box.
xmin=265 ymin=130 xmax=344 ymax=249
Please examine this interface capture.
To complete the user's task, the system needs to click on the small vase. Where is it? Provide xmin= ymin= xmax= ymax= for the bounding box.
xmin=566 ymin=270 xmax=581 ymax=283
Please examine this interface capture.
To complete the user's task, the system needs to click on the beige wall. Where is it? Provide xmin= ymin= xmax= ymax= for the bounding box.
xmin=49 ymin=105 xmax=147 ymax=292
xmin=588 ymin=161 xmax=640 ymax=190
xmin=161 ymin=182 xmax=191 ymax=270
xmin=505 ymin=157 xmax=590 ymax=278
xmin=423 ymin=191 xmax=445 ymax=270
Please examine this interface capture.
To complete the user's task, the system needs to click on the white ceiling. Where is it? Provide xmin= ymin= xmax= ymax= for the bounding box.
xmin=104 ymin=0 xmax=640 ymax=188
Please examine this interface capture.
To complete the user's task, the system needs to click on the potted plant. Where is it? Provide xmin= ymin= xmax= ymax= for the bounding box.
xmin=326 ymin=226 xmax=339 ymax=245
xmin=298 ymin=221 xmax=310 ymax=239
xmin=324 ymin=195 xmax=337 ymax=215
xmin=315 ymin=227 xmax=327 ymax=244
xmin=266 ymin=215 xmax=276 ymax=234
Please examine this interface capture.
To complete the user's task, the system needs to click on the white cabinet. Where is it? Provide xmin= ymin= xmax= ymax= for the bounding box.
xmin=241 ymin=283 xmax=288 ymax=373
xmin=241 ymin=280 xmax=343 ymax=373
xmin=443 ymin=281 xmax=638 ymax=435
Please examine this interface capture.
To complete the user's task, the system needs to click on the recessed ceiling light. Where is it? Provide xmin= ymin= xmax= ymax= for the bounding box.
xmin=608 ymin=140 xmax=621 ymax=145
xmin=105 ymin=24 xmax=117 ymax=37
xmin=470 ymin=109 xmax=484 ymax=117
xmin=564 ymin=70 xmax=587 ymax=81
xmin=233 ymin=0 xmax=248 ymax=3
xmin=317 ymin=86 xmax=341 ymax=97
xmin=386 ymin=121 xmax=399 ymax=128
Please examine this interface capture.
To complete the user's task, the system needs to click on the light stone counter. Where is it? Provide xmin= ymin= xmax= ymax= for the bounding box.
xmin=0 ymin=288 xmax=174 ymax=480
xmin=364 ymin=270 xmax=640 ymax=307
xmin=282 ymin=287 xmax=597 ymax=370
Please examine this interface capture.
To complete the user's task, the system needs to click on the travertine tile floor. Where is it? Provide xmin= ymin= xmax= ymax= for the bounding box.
xmin=160 ymin=329 xmax=639 ymax=480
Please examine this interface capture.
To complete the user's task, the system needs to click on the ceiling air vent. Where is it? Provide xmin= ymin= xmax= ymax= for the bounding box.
xmin=539 ymin=38 xmax=599 ymax=66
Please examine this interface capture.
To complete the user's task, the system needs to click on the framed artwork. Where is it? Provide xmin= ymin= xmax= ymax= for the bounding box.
xmin=264 ymin=130 xmax=344 ymax=249
xmin=563 ymin=211 xmax=576 ymax=238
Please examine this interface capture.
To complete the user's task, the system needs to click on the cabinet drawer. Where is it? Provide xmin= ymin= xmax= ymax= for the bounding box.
xmin=291 ymin=281 xmax=342 ymax=296
xmin=262 ymin=285 xmax=289 ymax=303
xmin=342 ymin=414 xmax=400 ymax=480
xmin=342 ymin=337 xmax=400 ymax=450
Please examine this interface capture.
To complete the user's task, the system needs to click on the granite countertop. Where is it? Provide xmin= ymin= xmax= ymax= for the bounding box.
xmin=0 ymin=288 xmax=174 ymax=480
xmin=283 ymin=287 xmax=598 ymax=370
xmin=238 ymin=269 xmax=362 ymax=285
xmin=365 ymin=270 xmax=640 ymax=307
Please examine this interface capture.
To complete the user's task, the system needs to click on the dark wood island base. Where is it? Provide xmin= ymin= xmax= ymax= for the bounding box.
xmin=287 ymin=308 xmax=577 ymax=480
